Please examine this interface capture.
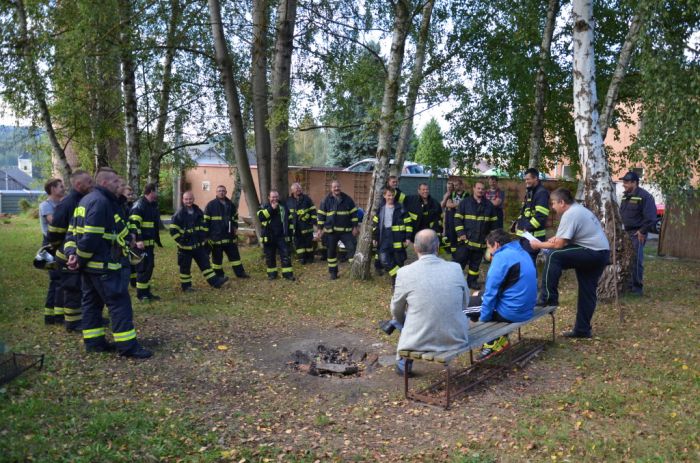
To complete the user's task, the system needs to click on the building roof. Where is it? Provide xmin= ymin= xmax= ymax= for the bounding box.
xmin=0 ymin=166 xmax=34 ymax=190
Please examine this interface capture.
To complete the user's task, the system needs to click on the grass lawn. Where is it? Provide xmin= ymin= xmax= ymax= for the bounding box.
xmin=1 ymin=215 xmax=698 ymax=462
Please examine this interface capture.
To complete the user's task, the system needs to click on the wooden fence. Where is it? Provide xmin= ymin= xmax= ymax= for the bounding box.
xmin=658 ymin=194 xmax=700 ymax=260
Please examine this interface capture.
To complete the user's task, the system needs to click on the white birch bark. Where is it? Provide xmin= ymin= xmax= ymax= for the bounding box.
xmin=572 ymin=0 xmax=630 ymax=299
xmin=351 ymin=0 xmax=412 ymax=280
xmin=392 ymin=0 xmax=434 ymax=177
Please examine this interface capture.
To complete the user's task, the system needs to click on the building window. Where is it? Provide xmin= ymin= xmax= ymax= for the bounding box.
xmin=561 ymin=165 xmax=572 ymax=179
xmin=202 ymin=181 xmax=210 ymax=191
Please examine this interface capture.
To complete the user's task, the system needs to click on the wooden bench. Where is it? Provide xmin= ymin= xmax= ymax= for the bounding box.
xmin=398 ymin=305 xmax=557 ymax=409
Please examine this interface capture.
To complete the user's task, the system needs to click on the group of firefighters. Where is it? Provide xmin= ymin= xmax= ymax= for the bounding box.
xmin=36 ymin=165 xmax=655 ymax=360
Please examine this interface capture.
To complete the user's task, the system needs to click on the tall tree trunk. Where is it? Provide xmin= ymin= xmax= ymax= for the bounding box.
xmin=208 ymin=0 xmax=262 ymax=234
xmin=351 ymin=0 xmax=412 ymax=280
xmin=528 ymin=0 xmax=559 ymax=169
xmin=269 ymin=0 xmax=297 ymax=200
xmin=14 ymin=0 xmax=72 ymax=183
xmin=119 ymin=0 xmax=141 ymax=193
xmin=599 ymin=7 xmax=644 ymax=136
xmin=147 ymin=0 xmax=181 ymax=185
xmin=251 ymin=0 xmax=272 ymax=202
xmin=392 ymin=0 xmax=435 ymax=177
xmin=572 ymin=0 xmax=630 ymax=300
xmin=576 ymin=5 xmax=645 ymax=200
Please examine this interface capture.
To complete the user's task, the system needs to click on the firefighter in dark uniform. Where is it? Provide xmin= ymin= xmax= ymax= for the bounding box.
xmin=317 ymin=180 xmax=359 ymax=280
xmin=46 ymin=170 xmax=94 ymax=332
xmin=118 ymin=182 xmax=138 ymax=288
xmin=170 ymin=191 xmax=228 ymax=291
xmin=513 ymin=168 xmax=550 ymax=264
xmin=258 ymin=190 xmax=295 ymax=280
xmin=128 ymin=182 xmax=163 ymax=301
xmin=454 ymin=181 xmax=497 ymax=289
xmin=39 ymin=178 xmax=65 ymax=325
xmin=619 ymin=171 xmax=657 ymax=295
xmin=65 ymin=169 xmax=151 ymax=358
xmin=374 ymin=176 xmax=406 ymax=275
xmin=204 ymin=185 xmax=250 ymax=279
xmin=441 ymin=178 xmax=467 ymax=256
xmin=287 ymin=182 xmax=317 ymax=264
xmin=404 ymin=183 xmax=443 ymax=242
xmin=372 ymin=188 xmax=411 ymax=286
xmin=386 ymin=176 xmax=406 ymax=205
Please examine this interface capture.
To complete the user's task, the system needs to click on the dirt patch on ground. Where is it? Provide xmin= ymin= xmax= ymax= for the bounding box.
xmin=66 ymin=312 xmax=577 ymax=460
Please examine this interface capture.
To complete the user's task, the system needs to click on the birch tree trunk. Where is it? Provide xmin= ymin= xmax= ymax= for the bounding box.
xmin=575 ymin=5 xmax=645 ymax=200
xmin=208 ymin=0 xmax=262 ymax=234
xmin=599 ymin=8 xmax=645 ymax=138
xmin=528 ymin=0 xmax=559 ymax=169
xmin=119 ymin=0 xmax=141 ymax=192
xmin=269 ymin=0 xmax=297 ymax=199
xmin=351 ymin=0 xmax=412 ymax=280
xmin=14 ymin=0 xmax=72 ymax=183
xmin=572 ymin=0 xmax=630 ymax=300
xmin=392 ymin=0 xmax=434 ymax=177
xmin=251 ymin=0 xmax=272 ymax=202
xmin=147 ymin=0 xmax=181 ymax=184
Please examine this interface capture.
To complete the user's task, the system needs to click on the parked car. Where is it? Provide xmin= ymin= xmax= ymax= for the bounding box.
xmin=343 ymin=158 xmax=428 ymax=176
xmin=655 ymin=203 xmax=665 ymax=234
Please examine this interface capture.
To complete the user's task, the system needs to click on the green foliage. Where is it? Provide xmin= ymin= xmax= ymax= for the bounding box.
xmin=415 ymin=118 xmax=450 ymax=172
xmin=626 ymin=0 xmax=700 ymax=199
xmin=322 ymin=42 xmax=385 ymax=166
xmin=289 ymin=113 xmax=330 ymax=167
xmin=445 ymin=0 xmax=641 ymax=175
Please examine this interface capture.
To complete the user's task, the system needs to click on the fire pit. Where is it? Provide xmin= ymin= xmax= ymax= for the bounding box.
xmin=289 ymin=345 xmax=377 ymax=377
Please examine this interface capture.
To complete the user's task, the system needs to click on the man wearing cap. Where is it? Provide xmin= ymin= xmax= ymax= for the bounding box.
xmin=619 ymin=171 xmax=657 ymax=296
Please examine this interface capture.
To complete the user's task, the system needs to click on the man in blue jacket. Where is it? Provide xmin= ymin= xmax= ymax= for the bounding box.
xmin=477 ymin=229 xmax=537 ymax=360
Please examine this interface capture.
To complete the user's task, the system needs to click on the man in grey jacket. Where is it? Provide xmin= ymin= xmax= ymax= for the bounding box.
xmin=389 ymin=229 xmax=470 ymax=375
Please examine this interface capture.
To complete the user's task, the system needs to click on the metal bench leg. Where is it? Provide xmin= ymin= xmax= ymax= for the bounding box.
xmin=404 ymin=359 xmax=409 ymax=398
xmin=518 ymin=327 xmax=522 ymax=342
xmin=550 ymin=312 xmax=556 ymax=342
xmin=445 ymin=365 xmax=451 ymax=410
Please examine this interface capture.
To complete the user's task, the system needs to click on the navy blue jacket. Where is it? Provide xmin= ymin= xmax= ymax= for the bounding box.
xmin=516 ymin=182 xmax=550 ymax=239
xmin=620 ymin=186 xmax=657 ymax=234
xmin=67 ymin=186 xmax=130 ymax=273
xmin=129 ymin=197 xmax=162 ymax=247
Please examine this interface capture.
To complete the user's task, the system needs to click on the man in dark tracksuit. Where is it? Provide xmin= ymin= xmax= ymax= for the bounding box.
xmin=204 ymin=185 xmax=249 ymax=279
xmin=46 ymin=170 xmax=93 ymax=332
xmin=514 ymin=168 xmax=550 ymax=264
xmin=287 ymin=182 xmax=317 ymax=264
xmin=317 ymin=180 xmax=359 ymax=280
xmin=619 ymin=171 xmax=657 ymax=296
xmin=65 ymin=169 xmax=151 ymax=358
xmin=128 ymin=182 xmax=163 ymax=301
xmin=258 ymin=190 xmax=295 ymax=281
xmin=170 ymin=191 xmax=227 ymax=291
xmin=372 ymin=188 xmax=410 ymax=286
xmin=454 ymin=181 xmax=497 ymax=290
xmin=404 ymin=183 xmax=442 ymax=243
